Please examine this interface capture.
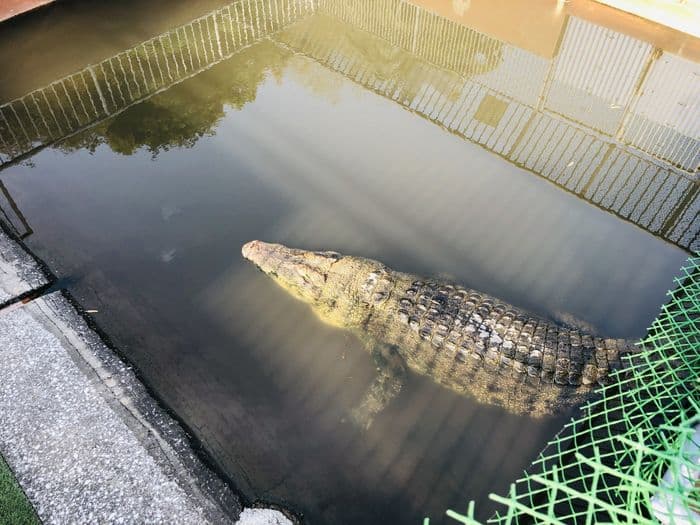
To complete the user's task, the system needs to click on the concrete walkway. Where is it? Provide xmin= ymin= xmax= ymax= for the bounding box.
xmin=0 ymin=229 xmax=291 ymax=524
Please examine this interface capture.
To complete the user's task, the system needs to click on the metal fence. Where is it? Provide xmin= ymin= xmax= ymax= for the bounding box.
xmin=0 ymin=0 xmax=316 ymax=167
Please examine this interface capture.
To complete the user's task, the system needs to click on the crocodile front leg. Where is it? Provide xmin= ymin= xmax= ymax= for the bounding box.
xmin=350 ymin=340 xmax=407 ymax=429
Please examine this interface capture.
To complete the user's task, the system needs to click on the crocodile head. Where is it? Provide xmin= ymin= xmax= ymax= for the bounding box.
xmin=242 ymin=240 xmax=390 ymax=328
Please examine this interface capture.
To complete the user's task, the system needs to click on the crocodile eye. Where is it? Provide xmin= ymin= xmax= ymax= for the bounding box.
xmin=316 ymin=250 xmax=341 ymax=260
xmin=372 ymin=292 xmax=386 ymax=303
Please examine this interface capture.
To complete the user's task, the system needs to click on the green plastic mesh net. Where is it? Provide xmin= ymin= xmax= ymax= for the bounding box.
xmin=428 ymin=254 xmax=699 ymax=525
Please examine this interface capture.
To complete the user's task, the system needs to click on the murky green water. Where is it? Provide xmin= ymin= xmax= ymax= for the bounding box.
xmin=0 ymin=0 xmax=697 ymax=522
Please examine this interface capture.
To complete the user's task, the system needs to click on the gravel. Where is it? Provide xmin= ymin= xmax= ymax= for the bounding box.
xmin=236 ymin=508 xmax=293 ymax=525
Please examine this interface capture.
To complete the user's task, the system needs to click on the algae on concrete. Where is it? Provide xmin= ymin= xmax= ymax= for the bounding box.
xmin=0 ymin=453 xmax=38 ymax=525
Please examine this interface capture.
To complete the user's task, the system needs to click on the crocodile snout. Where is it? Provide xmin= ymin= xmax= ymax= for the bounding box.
xmin=241 ymin=239 xmax=263 ymax=263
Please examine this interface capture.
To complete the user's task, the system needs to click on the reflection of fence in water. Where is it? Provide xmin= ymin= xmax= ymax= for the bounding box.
xmin=0 ymin=0 xmax=315 ymax=166
xmin=279 ymin=2 xmax=699 ymax=252
xmin=317 ymin=0 xmax=549 ymax=107
xmin=621 ymin=52 xmax=700 ymax=172
xmin=511 ymin=114 xmax=699 ymax=251
xmin=548 ymin=16 xmax=700 ymax=173
xmin=321 ymin=0 xmax=700 ymax=175
xmin=0 ymin=0 xmax=697 ymax=250
xmin=544 ymin=16 xmax=655 ymax=136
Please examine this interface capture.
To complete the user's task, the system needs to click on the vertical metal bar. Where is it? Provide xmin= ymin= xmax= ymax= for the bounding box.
xmin=537 ymin=15 xmax=569 ymax=111
xmin=88 ymin=66 xmax=110 ymax=116
xmin=615 ymin=48 xmax=661 ymax=141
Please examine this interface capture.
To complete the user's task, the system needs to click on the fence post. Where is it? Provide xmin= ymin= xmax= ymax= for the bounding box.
xmin=88 ymin=66 xmax=110 ymax=116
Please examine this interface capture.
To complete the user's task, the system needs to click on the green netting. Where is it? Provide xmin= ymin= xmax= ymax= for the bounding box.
xmin=427 ymin=254 xmax=699 ymax=525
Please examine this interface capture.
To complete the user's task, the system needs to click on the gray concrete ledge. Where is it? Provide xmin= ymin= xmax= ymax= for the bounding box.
xmin=0 ymin=228 xmax=47 ymax=303
xmin=0 ymin=291 xmax=241 ymax=523
xmin=0 ymin=226 xmax=295 ymax=524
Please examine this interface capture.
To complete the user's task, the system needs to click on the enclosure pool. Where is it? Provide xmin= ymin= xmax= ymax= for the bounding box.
xmin=0 ymin=0 xmax=697 ymax=523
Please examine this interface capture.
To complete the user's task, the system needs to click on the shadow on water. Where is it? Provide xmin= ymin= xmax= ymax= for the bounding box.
xmin=0 ymin=0 xmax=698 ymax=523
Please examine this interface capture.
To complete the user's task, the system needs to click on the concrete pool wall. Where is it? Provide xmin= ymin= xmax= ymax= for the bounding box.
xmin=0 ymin=225 xmax=294 ymax=524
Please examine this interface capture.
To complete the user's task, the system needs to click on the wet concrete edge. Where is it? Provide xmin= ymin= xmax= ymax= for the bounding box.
xmin=0 ymin=220 xmax=302 ymax=524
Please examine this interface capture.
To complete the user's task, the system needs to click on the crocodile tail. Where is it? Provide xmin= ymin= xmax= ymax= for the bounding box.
xmin=552 ymin=310 xmax=599 ymax=336
xmin=607 ymin=338 xmax=645 ymax=382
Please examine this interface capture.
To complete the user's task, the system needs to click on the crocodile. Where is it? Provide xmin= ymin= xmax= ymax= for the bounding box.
xmin=241 ymin=240 xmax=638 ymax=424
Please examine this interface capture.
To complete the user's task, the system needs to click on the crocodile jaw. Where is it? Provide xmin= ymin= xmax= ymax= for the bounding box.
xmin=242 ymin=240 xmax=342 ymax=305
xmin=242 ymin=240 xmax=383 ymax=329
